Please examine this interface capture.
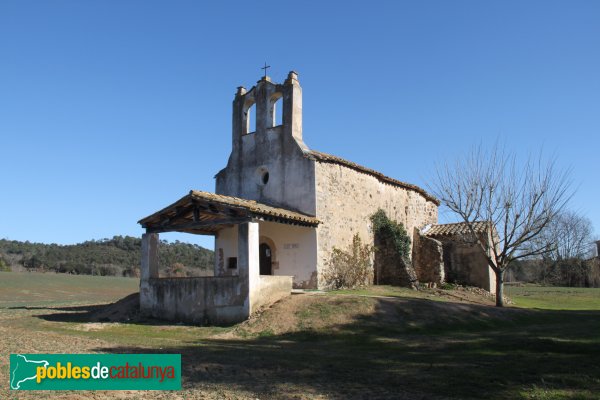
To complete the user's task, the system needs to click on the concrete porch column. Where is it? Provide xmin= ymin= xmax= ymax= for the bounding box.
xmin=140 ymin=232 xmax=159 ymax=312
xmin=238 ymin=221 xmax=260 ymax=316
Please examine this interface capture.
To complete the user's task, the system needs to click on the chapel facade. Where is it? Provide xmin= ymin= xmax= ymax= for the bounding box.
xmin=138 ymin=71 xmax=495 ymax=324
xmin=214 ymin=71 xmax=439 ymax=289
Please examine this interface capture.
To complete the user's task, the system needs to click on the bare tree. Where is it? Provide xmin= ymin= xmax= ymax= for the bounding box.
xmin=532 ymin=211 xmax=595 ymax=287
xmin=537 ymin=211 xmax=594 ymax=261
xmin=429 ymin=145 xmax=573 ymax=306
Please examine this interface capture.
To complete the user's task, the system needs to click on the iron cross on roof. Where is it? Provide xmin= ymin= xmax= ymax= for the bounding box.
xmin=261 ymin=62 xmax=270 ymax=78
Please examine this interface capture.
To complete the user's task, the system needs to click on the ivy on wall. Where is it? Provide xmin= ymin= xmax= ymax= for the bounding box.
xmin=370 ymin=209 xmax=411 ymax=260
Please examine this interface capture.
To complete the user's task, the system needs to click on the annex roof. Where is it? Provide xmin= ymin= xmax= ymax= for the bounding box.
xmin=139 ymin=190 xmax=320 ymax=235
xmin=304 ymin=150 xmax=440 ymax=205
xmin=423 ymin=221 xmax=491 ymax=237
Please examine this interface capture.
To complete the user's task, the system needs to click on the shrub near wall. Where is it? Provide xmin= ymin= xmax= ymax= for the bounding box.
xmin=323 ymin=234 xmax=374 ymax=289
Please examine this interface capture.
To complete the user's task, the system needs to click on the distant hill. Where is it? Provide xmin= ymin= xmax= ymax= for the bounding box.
xmin=0 ymin=236 xmax=214 ymax=277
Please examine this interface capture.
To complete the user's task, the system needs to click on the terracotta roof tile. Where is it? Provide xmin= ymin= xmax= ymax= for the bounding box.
xmin=424 ymin=221 xmax=490 ymax=237
xmin=189 ymin=190 xmax=320 ymax=225
xmin=139 ymin=190 xmax=320 ymax=230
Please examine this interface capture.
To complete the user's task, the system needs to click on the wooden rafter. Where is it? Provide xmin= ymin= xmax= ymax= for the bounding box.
xmin=147 ymin=217 xmax=251 ymax=234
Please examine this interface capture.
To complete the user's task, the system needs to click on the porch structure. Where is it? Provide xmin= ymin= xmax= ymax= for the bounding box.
xmin=138 ymin=190 xmax=320 ymax=324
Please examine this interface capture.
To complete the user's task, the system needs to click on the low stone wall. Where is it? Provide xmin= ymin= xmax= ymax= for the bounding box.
xmin=252 ymin=275 xmax=293 ymax=313
xmin=140 ymin=275 xmax=293 ymax=325
xmin=140 ymin=276 xmax=248 ymax=325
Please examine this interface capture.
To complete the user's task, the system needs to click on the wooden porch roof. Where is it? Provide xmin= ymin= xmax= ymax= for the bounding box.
xmin=138 ymin=190 xmax=320 ymax=235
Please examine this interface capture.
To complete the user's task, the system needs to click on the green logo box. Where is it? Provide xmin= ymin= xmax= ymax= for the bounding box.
xmin=10 ymin=354 xmax=181 ymax=390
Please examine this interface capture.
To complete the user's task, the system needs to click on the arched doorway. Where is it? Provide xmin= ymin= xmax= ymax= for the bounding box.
xmin=259 ymin=243 xmax=272 ymax=275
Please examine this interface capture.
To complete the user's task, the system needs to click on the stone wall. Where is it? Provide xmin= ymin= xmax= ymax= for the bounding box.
xmin=141 ymin=276 xmax=248 ymax=325
xmin=141 ymin=275 xmax=293 ymax=324
xmin=412 ymin=228 xmax=445 ymax=285
xmin=315 ymin=162 xmax=438 ymax=289
xmin=439 ymin=237 xmax=496 ymax=293
xmin=374 ymin=232 xmax=418 ymax=287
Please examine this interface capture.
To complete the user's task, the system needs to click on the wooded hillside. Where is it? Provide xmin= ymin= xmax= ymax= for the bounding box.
xmin=0 ymin=236 xmax=214 ymax=277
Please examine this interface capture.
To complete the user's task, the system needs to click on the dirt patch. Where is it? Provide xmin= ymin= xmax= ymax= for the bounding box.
xmin=72 ymin=322 xmax=111 ymax=331
xmin=433 ymin=286 xmax=496 ymax=304
xmin=89 ymin=292 xmax=140 ymax=322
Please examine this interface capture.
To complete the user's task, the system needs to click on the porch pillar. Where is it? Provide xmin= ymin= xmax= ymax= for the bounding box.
xmin=140 ymin=232 xmax=159 ymax=312
xmin=238 ymin=221 xmax=260 ymax=315
xmin=141 ymin=232 xmax=159 ymax=280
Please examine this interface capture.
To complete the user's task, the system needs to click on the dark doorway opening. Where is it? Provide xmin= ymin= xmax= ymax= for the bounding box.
xmin=259 ymin=243 xmax=272 ymax=275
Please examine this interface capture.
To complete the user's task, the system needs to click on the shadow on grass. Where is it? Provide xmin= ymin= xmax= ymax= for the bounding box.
xmin=12 ymin=293 xmax=175 ymax=325
xmin=83 ymin=297 xmax=600 ymax=399
xmin=8 ymin=304 xmax=103 ymax=312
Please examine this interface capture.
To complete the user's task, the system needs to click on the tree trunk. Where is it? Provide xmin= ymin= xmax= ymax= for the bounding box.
xmin=495 ymin=269 xmax=504 ymax=307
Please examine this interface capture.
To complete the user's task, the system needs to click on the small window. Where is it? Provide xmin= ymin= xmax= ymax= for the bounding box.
xmin=273 ymin=96 xmax=283 ymax=126
xmin=227 ymin=257 xmax=237 ymax=269
xmin=246 ymin=104 xmax=256 ymax=133
xmin=256 ymin=166 xmax=269 ymax=186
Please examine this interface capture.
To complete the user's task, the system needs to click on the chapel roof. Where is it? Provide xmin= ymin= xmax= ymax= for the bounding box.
xmin=304 ymin=150 xmax=440 ymax=205
xmin=423 ymin=221 xmax=491 ymax=237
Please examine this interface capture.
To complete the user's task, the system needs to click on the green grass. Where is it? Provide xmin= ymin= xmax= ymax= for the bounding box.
xmin=296 ymin=300 xmax=336 ymax=319
xmin=334 ymin=284 xmax=600 ymax=311
xmin=0 ymin=272 xmax=229 ymax=348
xmin=507 ymin=285 xmax=600 ymax=310
xmin=2 ymin=272 xmax=600 ymax=399
xmin=0 ymin=271 xmax=139 ymax=307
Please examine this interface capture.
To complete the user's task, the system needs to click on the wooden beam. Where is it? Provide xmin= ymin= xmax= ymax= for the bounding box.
xmin=159 ymin=204 xmax=195 ymax=226
xmin=147 ymin=217 xmax=252 ymax=233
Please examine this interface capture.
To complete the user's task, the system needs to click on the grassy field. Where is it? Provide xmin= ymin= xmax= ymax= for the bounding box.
xmin=507 ymin=285 xmax=600 ymax=310
xmin=0 ymin=271 xmax=139 ymax=307
xmin=1 ymin=271 xmax=599 ymax=399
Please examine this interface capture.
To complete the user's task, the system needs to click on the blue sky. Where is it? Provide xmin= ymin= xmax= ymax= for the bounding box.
xmin=1 ymin=1 xmax=598 ymax=249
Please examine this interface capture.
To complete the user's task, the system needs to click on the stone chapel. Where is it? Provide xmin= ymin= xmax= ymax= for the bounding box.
xmin=138 ymin=71 xmax=496 ymax=324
